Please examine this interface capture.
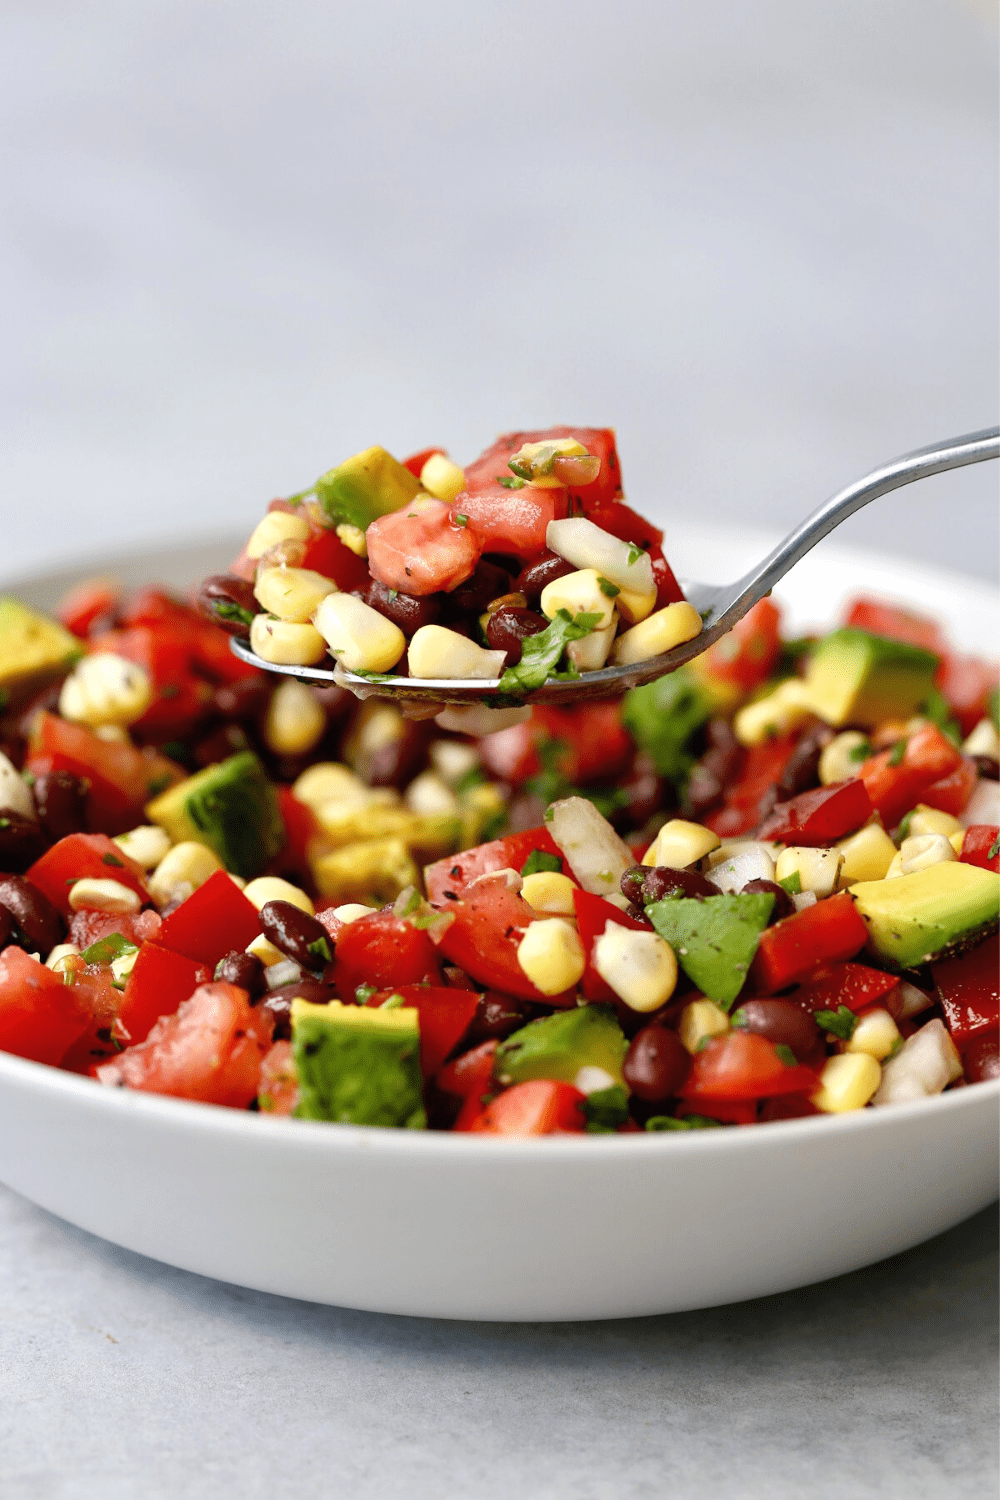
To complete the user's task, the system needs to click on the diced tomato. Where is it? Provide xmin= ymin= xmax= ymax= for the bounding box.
xmin=463 ymin=427 xmax=623 ymax=512
xmin=478 ymin=703 xmax=632 ymax=788
xmin=573 ymin=887 xmax=648 ymax=1003
xmin=696 ymin=598 xmax=783 ymax=694
xmin=434 ymin=873 xmax=573 ymax=1005
xmin=57 ymin=576 xmax=121 ymax=638
xmin=452 ymin=483 xmax=568 ymax=560
xmin=155 ymin=870 xmax=262 ymax=967
xmin=859 ymin=724 xmax=964 ymax=830
xmin=751 ymin=893 xmax=869 ymax=994
xmin=920 ymin=757 xmax=977 ymax=818
xmin=401 ymin=446 xmax=445 ymax=478
xmin=25 ymin=712 xmax=185 ymax=834
xmin=936 ymin=653 xmax=1000 ymax=738
xmin=97 ymin=981 xmax=272 ymax=1107
xmin=334 ymin=910 xmax=441 ymax=1000
xmin=68 ymin=907 xmax=162 ymax=951
xmin=792 ymin=961 xmax=901 ymax=1014
xmin=116 ymin=942 xmax=213 ymax=1047
xmin=960 ymin=825 xmax=1000 ymax=873
xmin=756 ymin=778 xmax=872 ymax=846
xmin=931 ymin=934 xmax=999 ymax=1044
xmin=436 ymin=1038 xmax=498 ymax=1100
xmin=680 ymin=1031 xmax=819 ymax=1103
xmin=843 ymin=597 xmax=948 ymax=655
xmin=300 ymin=525 xmax=371 ymax=593
xmin=648 ymin=545 xmax=687 ymax=608
xmin=585 ymin=500 xmax=662 ymax=549
xmin=366 ymin=985 xmax=479 ymax=1077
xmin=425 ymin=825 xmax=564 ymax=903
xmin=26 ymin=833 xmax=149 ymax=916
xmin=467 ymin=1078 xmax=586 ymax=1135
xmin=58 ymin=964 xmax=123 ymax=1073
xmin=258 ymin=1040 xmax=299 ymax=1115
xmin=366 ymin=498 xmax=481 ymax=596
xmin=0 ymin=946 xmax=93 ymax=1066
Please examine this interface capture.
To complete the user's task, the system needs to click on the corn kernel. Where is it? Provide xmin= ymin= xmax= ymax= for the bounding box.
xmin=242 ymin=876 xmax=315 ymax=917
xmin=335 ymin=523 xmax=368 ymax=557
xmin=775 ymin=845 xmax=844 ymax=899
xmin=899 ymin=832 xmax=956 ymax=875
xmin=113 ymin=824 xmax=172 ymax=871
xmin=847 ymin=1006 xmax=901 ymax=1062
xmin=949 ymin=830 xmax=965 ymax=854
xmin=249 ymin=614 xmax=327 ymax=667
xmin=0 ymin=751 xmax=34 ymax=819
xmin=293 ymin=760 xmax=372 ymax=810
xmin=420 ymin=452 xmax=466 ymax=504
xmin=67 ymin=878 xmax=141 ymax=915
xmin=59 ymin=653 xmax=152 ymax=729
xmin=520 ymin=870 xmax=578 ymax=915
xmin=246 ymin=510 xmax=310 ymax=560
xmin=253 ymin=566 xmax=337 ymax=623
xmin=679 ymin=998 xmax=729 ymax=1054
xmin=540 ymin=569 xmax=615 ymax=631
xmin=332 ymin=903 xmax=377 ymax=925
xmin=642 ymin=818 xmax=720 ymax=870
xmin=615 ymin=587 xmax=657 ymax=625
xmin=734 ymin=677 xmax=815 ymax=748
xmin=148 ymin=841 xmax=224 ymax=907
xmin=836 ymin=823 xmax=896 ymax=886
xmin=963 ymin=717 xmax=1000 ymax=760
xmin=908 ymin=804 xmax=964 ymax=839
xmin=818 ymin=731 xmax=870 ymax=785
xmin=812 ymin=1052 xmax=881 ymax=1113
xmin=611 ymin=601 xmax=703 ymax=669
xmin=592 ymin=924 xmax=678 ymax=1012
xmin=516 ymin=918 xmax=585 ymax=995
xmin=313 ymin=592 xmax=407 ymax=674
xmin=263 ymin=678 xmax=327 ymax=756
xmin=246 ymin=932 xmax=286 ymax=967
xmin=404 ymin=771 xmax=460 ymax=818
xmin=407 ymin=625 xmax=506 ymax=681
xmin=429 ymin=740 xmax=481 ymax=786
xmin=884 ymin=850 xmax=905 ymax=880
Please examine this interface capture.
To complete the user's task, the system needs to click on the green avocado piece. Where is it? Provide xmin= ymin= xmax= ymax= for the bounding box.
xmin=621 ymin=667 xmax=714 ymax=782
xmin=315 ymin=445 xmax=421 ymax=531
xmin=803 ymin=627 xmax=938 ymax=729
xmin=0 ymin=596 xmax=81 ymax=707
xmin=494 ymin=1004 xmax=628 ymax=1088
xmin=145 ymin=750 xmax=285 ymax=879
xmin=849 ymin=863 xmax=1000 ymax=968
xmin=647 ymin=892 xmax=774 ymax=1010
xmin=292 ymin=999 xmax=426 ymax=1128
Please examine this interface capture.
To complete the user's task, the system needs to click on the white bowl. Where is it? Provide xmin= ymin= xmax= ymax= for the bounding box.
xmin=0 ymin=527 xmax=996 ymax=1321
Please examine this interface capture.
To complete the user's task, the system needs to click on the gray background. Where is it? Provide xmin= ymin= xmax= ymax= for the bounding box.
xmin=0 ymin=2 xmax=997 ymax=1496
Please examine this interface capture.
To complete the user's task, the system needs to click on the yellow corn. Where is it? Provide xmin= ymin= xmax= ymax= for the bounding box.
xmin=253 ymin=567 xmax=337 ymax=623
xmin=246 ymin=510 xmax=310 ymax=560
xmin=263 ymin=679 xmax=327 ymax=756
xmin=516 ymin=919 xmax=585 ymax=995
xmin=812 ymin=1052 xmax=881 ymax=1113
xmin=679 ymin=998 xmax=729 ymax=1055
xmin=249 ymin=614 xmax=327 ymax=667
xmin=610 ymin=601 xmax=702 ymax=669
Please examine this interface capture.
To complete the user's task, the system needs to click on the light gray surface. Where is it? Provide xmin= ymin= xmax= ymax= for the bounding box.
xmin=1 ymin=3 xmax=998 ymax=1496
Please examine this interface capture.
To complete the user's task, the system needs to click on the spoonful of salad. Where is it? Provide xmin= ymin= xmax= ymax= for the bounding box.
xmin=206 ymin=424 xmax=998 ymax=720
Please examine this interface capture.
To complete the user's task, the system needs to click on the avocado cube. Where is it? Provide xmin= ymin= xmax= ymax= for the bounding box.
xmin=494 ymin=1004 xmax=628 ymax=1088
xmin=0 ymin=596 xmax=81 ymax=707
xmin=315 ymin=446 xmax=421 ymax=531
xmin=146 ymin=750 xmax=284 ymax=879
xmin=804 ymin=628 xmax=938 ymax=729
xmin=850 ymin=863 xmax=999 ymax=968
xmin=292 ymin=998 xmax=426 ymax=1128
xmin=647 ymin=892 xmax=774 ymax=1009
xmin=311 ymin=836 xmax=420 ymax=905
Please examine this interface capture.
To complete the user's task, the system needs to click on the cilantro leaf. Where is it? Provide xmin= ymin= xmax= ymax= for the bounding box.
xmin=498 ymin=474 xmax=526 ymax=489
xmin=814 ymin=1005 xmax=857 ymax=1041
xmin=888 ymin=739 xmax=907 ymax=767
xmin=454 ymin=514 xmax=468 ymax=527
xmin=848 ymin=739 xmax=873 ymax=763
xmin=582 ymin=1085 xmax=630 ymax=1133
xmin=102 ymin=852 xmax=125 ymax=868
xmin=597 ymin=576 xmax=620 ymax=598
xmin=354 ymin=984 xmax=378 ymax=1005
xmin=778 ymin=871 xmax=802 ymax=895
xmin=498 ymin=610 xmax=602 ymax=694
xmin=80 ymin=934 xmax=139 ymax=966
xmin=626 ymin=544 xmax=644 ymax=566
xmin=621 ymin=667 xmax=714 ymax=782
xmin=307 ymin=936 xmax=332 ymax=965
xmin=212 ymin=600 xmax=255 ymax=629
xmin=645 ymin=1113 xmax=723 ymax=1131
xmin=773 ymin=1043 xmax=797 ymax=1067
xmin=920 ymin=686 xmax=961 ymax=745
xmin=508 ymin=458 xmax=533 ymax=480
xmin=520 ymin=849 xmax=563 ymax=878
xmin=988 ymin=835 xmax=999 ymax=861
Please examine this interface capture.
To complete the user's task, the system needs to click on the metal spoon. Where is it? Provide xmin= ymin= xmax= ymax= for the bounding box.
xmin=230 ymin=425 xmax=999 ymax=709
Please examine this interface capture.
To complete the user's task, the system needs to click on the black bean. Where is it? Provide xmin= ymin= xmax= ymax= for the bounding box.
xmin=0 ymin=875 xmax=65 ymax=955
xmin=731 ymin=999 xmax=819 ymax=1061
xmin=623 ymin=1025 xmax=689 ymax=1102
xmin=515 ymin=551 xmax=575 ymax=603
xmin=0 ymin=811 xmax=47 ymax=872
xmin=620 ymin=867 xmax=647 ymax=906
xmin=215 ymin=949 xmax=267 ymax=1000
xmin=972 ymin=756 xmax=999 ymax=781
xmin=31 ymin=771 xmax=88 ymax=842
xmin=198 ymin=575 xmax=258 ymax=637
xmin=485 ymin=606 xmax=549 ymax=667
xmin=683 ymin=718 xmax=741 ymax=818
xmin=262 ymin=978 xmax=336 ymax=1040
xmin=444 ymin=561 xmax=515 ymax=617
xmin=0 ymin=905 xmax=12 ymax=948
xmin=363 ymin=720 xmax=432 ymax=790
xmin=741 ymin=877 xmax=794 ymax=923
xmin=363 ymin=579 xmax=442 ymax=637
xmin=643 ymin=866 xmax=718 ymax=904
xmin=777 ymin=723 xmax=833 ymax=798
xmin=210 ymin=676 xmax=273 ymax=723
xmin=465 ymin=990 xmax=528 ymax=1046
xmin=608 ymin=762 xmax=663 ymax=832
xmin=259 ymin=900 xmax=333 ymax=970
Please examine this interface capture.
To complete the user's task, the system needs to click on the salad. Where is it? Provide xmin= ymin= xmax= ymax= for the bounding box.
xmin=0 ymin=428 xmax=996 ymax=1136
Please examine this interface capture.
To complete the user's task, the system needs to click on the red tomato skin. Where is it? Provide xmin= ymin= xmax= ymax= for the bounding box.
xmin=300 ymin=526 xmax=371 ymax=592
xmin=681 ymin=1031 xmax=819 ymax=1103
xmin=648 ymin=546 xmax=687 ymax=608
xmin=697 ymin=598 xmax=783 ymax=693
xmin=433 ymin=876 xmax=573 ymax=1005
xmin=58 ymin=965 xmax=123 ymax=1072
xmin=0 ymin=946 xmax=93 ymax=1066
xmin=58 ymin=578 xmax=122 ymax=638
xmin=936 ymin=653 xmax=1000 ymax=737
xmin=843 ymin=597 xmax=948 ymax=655
xmin=573 ymin=888 xmax=648 ymax=1003
xmin=920 ymin=758 xmax=977 ymax=818
xmin=98 ymin=981 xmax=272 ymax=1107
xmin=258 ymin=1039 xmax=300 ymax=1115
xmin=931 ymin=934 xmax=999 ymax=1044
xmin=453 ymin=483 xmax=568 ymax=560
xmin=478 ymin=703 xmax=632 ymax=788
xmin=751 ymin=894 xmax=870 ymax=995
xmin=463 ymin=427 xmax=623 ymax=511
xmin=401 ymin=446 xmax=445 ymax=478
xmin=25 ymin=712 xmax=185 ymax=835
xmin=275 ymin=787 xmax=325 ymax=887
xmin=756 ymin=778 xmax=872 ymax=846
xmin=859 ymin=724 xmax=963 ymax=830
xmin=436 ymin=1039 xmax=498 ymax=1100
xmin=334 ymin=911 xmax=441 ymax=1001
xmin=116 ymin=942 xmax=213 ymax=1047
xmin=366 ymin=498 xmax=481 ymax=595
xmin=26 ymin=833 xmax=149 ymax=916
xmin=586 ymin=500 xmax=663 ymax=549
xmin=155 ymin=870 xmax=262 ymax=968
xmin=960 ymin=825 xmax=1000 ymax=873
xmin=366 ymin=985 xmax=479 ymax=1077
xmin=469 ymin=1078 xmax=586 ymax=1135
xmin=425 ymin=826 xmax=564 ymax=904
xmin=68 ymin=908 xmax=162 ymax=951
xmin=792 ymin=961 xmax=901 ymax=1014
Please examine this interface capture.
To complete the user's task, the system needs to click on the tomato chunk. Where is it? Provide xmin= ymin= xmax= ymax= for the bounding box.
xmin=300 ymin=525 xmax=371 ymax=593
xmin=931 ymin=934 xmax=999 ymax=1044
xmin=695 ymin=598 xmax=783 ymax=694
xmin=454 ymin=483 xmax=568 ymax=559
xmin=463 ymin=427 xmax=623 ymax=511
xmin=436 ymin=1039 xmax=498 ymax=1100
xmin=756 ymin=778 xmax=872 ymax=846
xmin=425 ymin=826 xmax=564 ymax=903
xmin=155 ymin=870 xmax=262 ymax=968
xmin=27 ymin=833 xmax=149 ymax=916
xmin=117 ymin=942 xmax=213 ymax=1047
xmin=57 ymin=577 xmax=121 ymax=638
xmin=703 ymin=734 xmax=799 ymax=838
xmin=366 ymin=498 xmax=481 ymax=595
xmin=680 ymin=1031 xmax=819 ymax=1103
xmin=468 ymin=1078 xmax=586 ymax=1134
xmin=366 ymin=985 xmax=479 ymax=1077
xmin=960 ymin=825 xmax=1000 ymax=873
xmin=751 ymin=893 xmax=869 ymax=994
xmin=859 ymin=724 xmax=963 ymax=830
xmin=0 ymin=946 xmax=92 ymax=1066
xmin=843 ymin=597 xmax=947 ymax=655
xmin=68 ymin=908 xmax=162 ymax=951
xmin=478 ymin=703 xmax=632 ymax=788
xmin=334 ymin=910 xmax=441 ymax=1000
xmin=434 ymin=874 xmax=573 ymax=1005
xmin=920 ymin=757 xmax=977 ymax=818
xmin=792 ymin=961 xmax=901 ymax=1014
xmin=936 ymin=653 xmax=1000 ymax=737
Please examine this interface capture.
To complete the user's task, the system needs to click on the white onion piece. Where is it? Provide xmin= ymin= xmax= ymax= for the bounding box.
xmin=547 ymin=796 xmax=634 ymax=897
xmin=959 ymin=778 xmax=1000 ymax=828
xmin=266 ymin=959 xmax=303 ymax=991
xmin=708 ymin=844 xmax=776 ymax=894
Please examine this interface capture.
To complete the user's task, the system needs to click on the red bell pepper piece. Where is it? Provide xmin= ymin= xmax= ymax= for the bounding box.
xmin=26 ymin=833 xmax=149 ymax=916
xmin=366 ymin=985 xmax=479 ymax=1078
xmin=751 ymin=893 xmax=869 ymax=994
xmin=931 ymin=934 xmax=999 ymax=1044
xmin=300 ymin=525 xmax=371 ymax=593
xmin=792 ymin=960 xmax=901 ymax=1014
xmin=425 ymin=825 xmax=564 ymax=903
xmin=333 ymin=910 xmax=441 ymax=1001
xmin=697 ymin=598 xmax=783 ymax=694
xmin=703 ymin=733 xmax=800 ymax=838
xmin=680 ymin=1031 xmax=819 ymax=1103
xmin=116 ymin=942 xmax=213 ymax=1047
xmin=757 ymin=778 xmax=872 ymax=846
xmin=467 ymin=1079 xmax=587 ymax=1135
xmin=960 ymin=825 xmax=1000 ymax=873
xmin=921 ymin=757 xmax=977 ymax=818
xmin=859 ymin=724 xmax=963 ymax=830
xmin=433 ymin=874 xmax=574 ymax=1005
xmin=843 ymin=597 xmax=947 ymax=655
xmin=0 ymin=945 xmax=93 ymax=1066
xmin=572 ymin=887 xmax=648 ymax=1003
xmin=274 ymin=786 xmax=325 ymax=886
xmin=155 ymin=869 xmax=262 ymax=967
xmin=25 ymin=713 xmax=185 ymax=835
xmin=648 ymin=546 xmax=687 ymax=608
xmin=585 ymin=499 xmax=663 ymax=549
xmin=436 ymin=1039 xmax=498 ymax=1099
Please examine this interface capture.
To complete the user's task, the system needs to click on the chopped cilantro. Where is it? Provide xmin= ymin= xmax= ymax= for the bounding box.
xmin=814 ymin=1005 xmax=857 ymax=1041
xmin=147 ymin=775 xmax=171 ymax=797
xmin=498 ymin=475 xmax=526 ymax=490
xmin=379 ymin=992 xmax=405 ymax=1010
xmin=453 ymin=765 xmax=487 ymax=795
xmin=80 ymin=934 xmax=139 ymax=966
xmin=886 ymin=1036 xmax=905 ymax=1060
xmin=212 ymin=600 xmax=255 ymax=628
xmin=621 ymin=668 xmax=714 ymax=782
xmin=497 ymin=610 xmax=602 ymax=695
xmin=626 ymin=544 xmax=643 ymax=566
xmin=454 ymin=514 xmax=469 ymax=527
xmin=307 ymin=936 xmax=332 ymax=965
xmin=773 ymin=1043 xmax=797 ymax=1067
xmin=0 ymin=818 xmax=8 ymax=830
xmin=848 ymin=739 xmax=873 ymax=762
xmin=645 ymin=1114 xmax=722 ymax=1131
xmin=543 ymin=806 xmax=554 ymax=822
xmin=387 ymin=588 xmax=398 ymax=601
xmin=888 ymin=739 xmax=907 ymax=767
xmin=920 ymin=686 xmax=961 ymax=745
xmin=897 ymin=811 xmax=913 ymax=841
xmin=520 ymin=849 xmax=563 ymax=878
xmin=988 ymin=686 xmax=1000 ymax=730
xmin=582 ymin=1084 xmax=629 ymax=1133
xmin=508 ymin=458 xmax=533 ymax=480
xmin=101 ymin=852 xmax=125 ymax=868
xmin=597 ymin=576 xmax=620 ymax=598
xmin=988 ymin=835 xmax=1000 ymax=861
xmin=354 ymin=984 xmax=377 ymax=1005
xmin=778 ymin=871 xmax=802 ymax=895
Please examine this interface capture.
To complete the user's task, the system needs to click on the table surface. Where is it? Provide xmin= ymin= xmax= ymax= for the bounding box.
xmin=1 ymin=1 xmax=998 ymax=1496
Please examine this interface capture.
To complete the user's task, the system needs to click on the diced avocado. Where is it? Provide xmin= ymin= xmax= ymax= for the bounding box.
xmin=0 ymin=596 xmax=81 ymax=707
xmin=292 ymin=998 xmax=426 ymax=1128
xmin=647 ymin=892 xmax=775 ymax=1009
xmin=311 ymin=835 xmax=420 ymax=905
xmin=803 ymin=628 xmax=938 ymax=729
xmin=146 ymin=750 xmax=284 ymax=879
xmin=315 ymin=446 xmax=420 ymax=531
xmin=850 ymin=863 xmax=1000 ymax=968
xmin=494 ymin=1004 xmax=628 ymax=1088
xmin=621 ymin=667 xmax=715 ymax=781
